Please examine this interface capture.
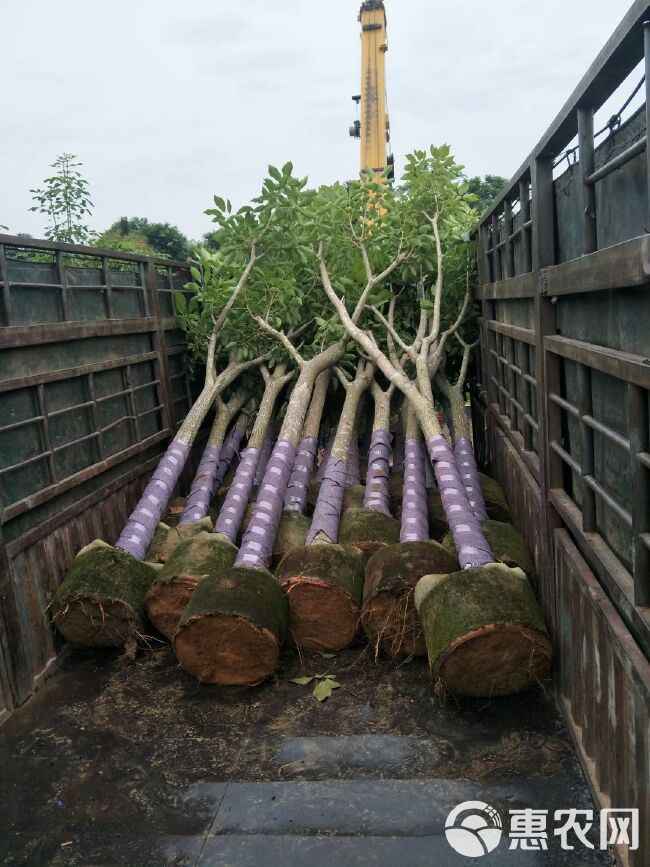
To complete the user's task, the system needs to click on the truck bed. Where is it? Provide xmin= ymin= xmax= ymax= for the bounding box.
xmin=0 ymin=646 xmax=609 ymax=866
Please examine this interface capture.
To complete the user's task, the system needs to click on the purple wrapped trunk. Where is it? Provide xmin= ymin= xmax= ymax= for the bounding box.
xmin=426 ymin=435 xmax=493 ymax=569
xmin=115 ymin=440 xmax=191 ymax=560
xmin=216 ymin=425 xmax=246 ymax=482
xmin=345 ymin=438 xmax=361 ymax=486
xmin=391 ymin=428 xmax=405 ymax=475
xmin=363 ymin=429 xmax=391 ymax=516
xmin=400 ymin=438 xmax=430 ymax=542
xmin=213 ymin=446 xmax=261 ymax=543
xmin=253 ymin=428 xmax=276 ymax=487
xmin=177 ymin=444 xmax=221 ymax=525
xmin=235 ymin=440 xmax=297 ymax=569
xmin=284 ymin=435 xmax=318 ymax=513
xmin=454 ymin=436 xmax=488 ymax=520
xmin=305 ymin=455 xmax=347 ymax=545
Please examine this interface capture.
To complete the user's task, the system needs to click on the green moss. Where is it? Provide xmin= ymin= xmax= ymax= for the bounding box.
xmin=275 ymin=543 xmax=365 ymax=605
xmin=52 ymin=543 xmax=157 ymax=645
xmin=339 ymin=508 xmax=400 ymax=548
xmin=156 ymin=532 xmax=237 ymax=587
xmin=364 ymin=540 xmax=458 ymax=602
xmin=417 ymin=565 xmax=549 ymax=678
xmin=147 ymin=517 xmax=213 ymax=563
xmin=54 ymin=544 xmax=155 ymax=613
xmin=479 ymin=474 xmax=511 ymax=522
xmin=442 ymin=520 xmax=535 ymax=577
xmin=179 ymin=566 xmax=289 ymax=644
xmin=343 ymin=484 xmax=365 ymax=511
xmin=273 ymin=511 xmax=310 ymax=562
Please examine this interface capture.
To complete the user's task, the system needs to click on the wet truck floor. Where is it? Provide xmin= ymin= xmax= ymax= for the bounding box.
xmin=0 ymin=646 xmax=609 ymax=866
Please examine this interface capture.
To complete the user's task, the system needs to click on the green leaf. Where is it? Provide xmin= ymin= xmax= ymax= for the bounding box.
xmin=290 ymin=676 xmax=314 ymax=685
xmin=268 ymin=165 xmax=282 ymax=181
xmin=173 ymin=291 xmax=187 ymax=314
xmin=318 ymin=652 xmax=336 ymax=658
xmin=313 ymin=677 xmax=341 ymax=701
xmin=282 ymin=161 xmax=293 ymax=176
xmin=213 ymin=195 xmax=225 ymax=211
xmin=313 ymin=680 xmax=332 ymax=701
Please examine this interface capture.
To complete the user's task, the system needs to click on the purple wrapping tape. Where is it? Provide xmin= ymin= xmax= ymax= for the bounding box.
xmin=400 ymin=438 xmax=430 ymax=542
xmin=213 ymin=446 xmax=261 ymax=542
xmin=235 ymin=439 xmax=297 ymax=569
xmin=345 ymin=439 xmax=361 ymax=486
xmin=253 ymin=429 xmax=275 ymax=487
xmin=305 ymin=455 xmax=347 ymax=545
xmin=216 ymin=426 xmax=245 ymax=484
xmin=363 ymin=429 xmax=391 ymax=516
xmin=426 ymin=435 xmax=493 ymax=569
xmin=284 ymin=435 xmax=317 ymax=513
xmin=454 ymin=436 xmax=488 ymax=520
xmin=115 ymin=440 xmax=191 ymax=560
xmin=177 ymin=444 xmax=222 ymax=525
xmin=392 ymin=428 xmax=405 ymax=475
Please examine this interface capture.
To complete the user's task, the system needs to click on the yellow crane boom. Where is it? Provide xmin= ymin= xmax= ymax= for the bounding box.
xmin=349 ymin=1 xmax=392 ymax=179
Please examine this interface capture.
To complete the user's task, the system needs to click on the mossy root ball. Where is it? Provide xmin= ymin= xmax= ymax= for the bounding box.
xmin=479 ymin=473 xmax=511 ymax=523
xmin=338 ymin=508 xmax=400 ymax=561
xmin=415 ymin=564 xmax=552 ymax=697
xmin=272 ymin=510 xmax=310 ymax=570
xmin=173 ymin=566 xmax=288 ymax=686
xmin=145 ymin=531 xmax=237 ymax=640
xmin=146 ymin=516 xmax=213 ymax=564
xmin=275 ymin=543 xmax=364 ymax=651
xmin=442 ymin=520 xmax=535 ymax=577
xmin=362 ymin=540 xmax=459 ymax=659
xmin=51 ymin=540 xmax=157 ymax=647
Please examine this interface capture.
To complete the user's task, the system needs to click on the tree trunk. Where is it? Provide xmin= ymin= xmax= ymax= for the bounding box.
xmin=345 ymin=437 xmax=361 ymax=486
xmin=276 ymin=363 xmax=372 ymax=651
xmin=115 ymin=360 xmax=255 ymax=561
xmin=437 ymin=373 xmax=489 ymax=521
xmin=214 ymin=366 xmax=291 ymax=545
xmin=177 ymin=388 xmax=249 ymax=526
xmin=253 ymin=426 xmax=276 ymax=488
xmin=52 ymin=357 xmax=258 ymax=648
xmin=339 ymin=382 xmax=399 ymax=560
xmin=284 ymin=371 xmax=330 ymax=513
xmin=176 ymin=342 xmax=346 ymax=685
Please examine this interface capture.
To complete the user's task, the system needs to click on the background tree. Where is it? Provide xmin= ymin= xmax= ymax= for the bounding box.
xmin=30 ymin=153 xmax=95 ymax=244
xmin=465 ymin=173 xmax=508 ymax=214
xmin=96 ymin=216 xmax=190 ymax=259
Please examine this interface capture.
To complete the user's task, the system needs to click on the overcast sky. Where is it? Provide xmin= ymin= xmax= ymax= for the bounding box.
xmin=2 ymin=1 xmax=631 ymax=241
